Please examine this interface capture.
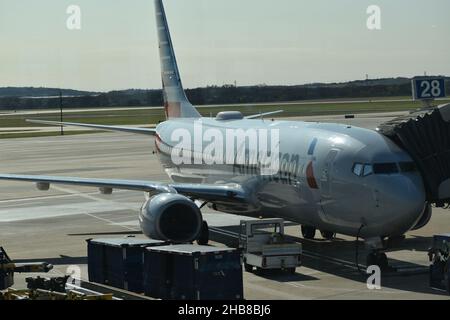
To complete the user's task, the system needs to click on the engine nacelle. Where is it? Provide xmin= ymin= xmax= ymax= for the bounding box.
xmin=410 ymin=203 xmax=432 ymax=231
xmin=139 ymin=193 xmax=202 ymax=243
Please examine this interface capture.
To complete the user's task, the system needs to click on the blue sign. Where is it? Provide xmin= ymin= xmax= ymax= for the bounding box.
xmin=412 ymin=78 xmax=446 ymax=100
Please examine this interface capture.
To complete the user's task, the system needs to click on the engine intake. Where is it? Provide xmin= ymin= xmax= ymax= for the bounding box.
xmin=139 ymin=193 xmax=202 ymax=243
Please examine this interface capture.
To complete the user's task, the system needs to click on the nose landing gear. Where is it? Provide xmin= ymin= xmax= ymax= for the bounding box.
xmin=301 ymin=226 xmax=337 ymax=241
xmin=366 ymin=251 xmax=389 ymax=271
xmin=363 ymin=237 xmax=397 ymax=272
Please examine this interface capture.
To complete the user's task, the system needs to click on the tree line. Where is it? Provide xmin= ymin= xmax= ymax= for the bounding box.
xmin=0 ymin=78 xmax=448 ymax=110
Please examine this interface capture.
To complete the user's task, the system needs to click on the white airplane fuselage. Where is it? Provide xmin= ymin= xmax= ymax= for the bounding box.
xmin=155 ymin=117 xmax=428 ymax=239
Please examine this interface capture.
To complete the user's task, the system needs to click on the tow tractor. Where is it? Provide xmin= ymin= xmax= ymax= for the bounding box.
xmin=1 ymin=247 xmax=53 ymax=291
xmin=239 ymin=219 xmax=302 ymax=274
xmin=1 ymin=247 xmax=120 ymax=300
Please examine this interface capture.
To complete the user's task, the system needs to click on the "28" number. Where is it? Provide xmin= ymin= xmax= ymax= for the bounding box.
xmin=421 ymin=80 xmax=442 ymax=98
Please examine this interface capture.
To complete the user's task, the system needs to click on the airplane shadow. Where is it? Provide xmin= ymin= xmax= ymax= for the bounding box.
xmin=253 ymin=270 xmax=319 ymax=282
xmin=68 ymin=231 xmax=142 ymax=237
xmin=14 ymin=255 xmax=87 ymax=266
xmin=63 ymin=224 xmax=447 ymax=296
xmin=210 ymin=225 xmax=448 ymax=297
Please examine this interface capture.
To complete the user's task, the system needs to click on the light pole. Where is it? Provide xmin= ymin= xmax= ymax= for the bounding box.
xmin=59 ymin=90 xmax=64 ymax=136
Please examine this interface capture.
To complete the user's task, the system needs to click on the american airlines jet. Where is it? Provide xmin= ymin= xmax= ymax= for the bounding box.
xmin=0 ymin=0 xmax=435 ymax=268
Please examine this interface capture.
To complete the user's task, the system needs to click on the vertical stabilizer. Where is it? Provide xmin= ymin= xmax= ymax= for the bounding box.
xmin=154 ymin=0 xmax=200 ymax=119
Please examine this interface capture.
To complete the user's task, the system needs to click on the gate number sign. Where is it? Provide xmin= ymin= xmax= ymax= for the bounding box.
xmin=412 ymin=78 xmax=446 ymax=100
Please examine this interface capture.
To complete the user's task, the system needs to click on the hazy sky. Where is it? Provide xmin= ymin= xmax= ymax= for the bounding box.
xmin=0 ymin=0 xmax=449 ymax=91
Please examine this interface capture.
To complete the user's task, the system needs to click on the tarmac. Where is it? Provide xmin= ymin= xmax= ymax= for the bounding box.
xmin=1 ymin=111 xmax=449 ymax=300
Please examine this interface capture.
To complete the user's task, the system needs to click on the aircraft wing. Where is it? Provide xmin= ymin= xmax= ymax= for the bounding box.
xmin=26 ymin=119 xmax=157 ymax=136
xmin=0 ymin=174 xmax=249 ymax=204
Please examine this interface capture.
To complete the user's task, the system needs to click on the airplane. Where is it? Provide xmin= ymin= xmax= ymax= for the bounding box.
xmin=0 ymin=0 xmax=433 ymax=268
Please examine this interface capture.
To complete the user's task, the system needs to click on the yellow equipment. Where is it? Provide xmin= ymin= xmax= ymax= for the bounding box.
xmin=1 ymin=247 xmax=53 ymax=290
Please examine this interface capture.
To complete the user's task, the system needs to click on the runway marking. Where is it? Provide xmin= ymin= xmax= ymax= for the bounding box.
xmin=52 ymin=186 xmax=141 ymax=232
xmin=0 ymin=202 xmax=139 ymax=223
xmin=0 ymin=190 xmax=128 ymax=204
xmin=109 ymin=219 xmax=140 ymax=227
xmin=313 ymin=287 xmax=403 ymax=299
xmin=52 ymin=186 xmax=141 ymax=211
xmin=81 ymin=212 xmax=139 ymax=232
xmin=244 ymin=282 xmax=300 ymax=300
xmin=0 ymin=186 xmax=141 ymax=230
xmin=286 ymin=282 xmax=361 ymax=293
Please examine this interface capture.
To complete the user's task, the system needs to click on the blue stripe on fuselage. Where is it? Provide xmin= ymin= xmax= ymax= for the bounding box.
xmin=308 ymin=138 xmax=318 ymax=155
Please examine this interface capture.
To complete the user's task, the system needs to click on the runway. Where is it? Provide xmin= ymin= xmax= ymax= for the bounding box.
xmin=1 ymin=112 xmax=449 ymax=300
xmin=0 ymin=97 xmax=435 ymax=117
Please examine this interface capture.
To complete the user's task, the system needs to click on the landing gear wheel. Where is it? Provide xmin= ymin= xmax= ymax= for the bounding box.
xmin=286 ymin=268 xmax=296 ymax=275
xmin=366 ymin=252 xmax=388 ymax=270
xmin=385 ymin=235 xmax=406 ymax=248
xmin=244 ymin=263 xmax=254 ymax=273
xmin=196 ymin=221 xmax=209 ymax=245
xmin=301 ymin=226 xmax=316 ymax=240
xmin=320 ymin=230 xmax=336 ymax=240
xmin=255 ymin=267 xmax=266 ymax=276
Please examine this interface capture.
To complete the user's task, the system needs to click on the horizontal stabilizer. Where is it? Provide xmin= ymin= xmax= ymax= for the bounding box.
xmin=246 ymin=110 xmax=284 ymax=119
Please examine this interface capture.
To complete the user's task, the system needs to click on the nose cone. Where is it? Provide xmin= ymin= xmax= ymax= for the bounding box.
xmin=375 ymin=174 xmax=426 ymax=236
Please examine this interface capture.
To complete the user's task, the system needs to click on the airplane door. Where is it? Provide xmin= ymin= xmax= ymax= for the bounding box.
xmin=320 ymin=149 xmax=339 ymax=198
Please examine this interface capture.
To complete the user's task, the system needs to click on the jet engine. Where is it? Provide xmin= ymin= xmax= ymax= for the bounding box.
xmin=139 ymin=193 xmax=203 ymax=243
xmin=410 ymin=203 xmax=432 ymax=231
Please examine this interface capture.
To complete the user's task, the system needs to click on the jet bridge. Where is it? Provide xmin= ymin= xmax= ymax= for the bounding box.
xmin=377 ymin=103 xmax=450 ymax=207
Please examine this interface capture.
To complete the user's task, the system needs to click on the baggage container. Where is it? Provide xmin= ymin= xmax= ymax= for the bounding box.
xmin=87 ymin=238 xmax=167 ymax=293
xmin=144 ymin=244 xmax=243 ymax=300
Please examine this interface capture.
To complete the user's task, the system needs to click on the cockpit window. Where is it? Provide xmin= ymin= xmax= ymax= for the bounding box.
xmin=353 ymin=162 xmax=413 ymax=176
xmin=353 ymin=163 xmax=363 ymax=176
xmin=353 ymin=163 xmax=373 ymax=177
xmin=399 ymin=161 xmax=417 ymax=172
xmin=373 ymin=163 xmax=398 ymax=174
xmin=363 ymin=164 xmax=373 ymax=176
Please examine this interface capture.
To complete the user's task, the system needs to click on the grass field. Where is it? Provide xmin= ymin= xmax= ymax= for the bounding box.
xmin=0 ymin=130 xmax=99 ymax=139
xmin=1 ymin=98 xmax=449 ymax=139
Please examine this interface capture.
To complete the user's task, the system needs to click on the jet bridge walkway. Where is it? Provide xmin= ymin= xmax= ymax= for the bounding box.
xmin=378 ymin=103 xmax=450 ymax=207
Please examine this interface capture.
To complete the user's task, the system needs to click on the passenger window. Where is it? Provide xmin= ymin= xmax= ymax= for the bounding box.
xmin=353 ymin=163 xmax=363 ymax=176
xmin=373 ymin=163 xmax=398 ymax=174
xmin=363 ymin=164 xmax=373 ymax=176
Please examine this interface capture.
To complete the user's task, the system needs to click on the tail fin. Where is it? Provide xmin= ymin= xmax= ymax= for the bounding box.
xmin=154 ymin=0 xmax=200 ymax=119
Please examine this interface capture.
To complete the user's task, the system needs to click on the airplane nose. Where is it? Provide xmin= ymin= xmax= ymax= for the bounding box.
xmin=376 ymin=174 xmax=426 ymax=235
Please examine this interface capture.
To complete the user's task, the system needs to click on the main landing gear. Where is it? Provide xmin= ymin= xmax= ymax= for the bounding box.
xmin=301 ymin=226 xmax=316 ymax=240
xmin=197 ymin=221 xmax=209 ymax=245
xmin=301 ymin=225 xmax=336 ymax=240
xmin=320 ymin=230 xmax=336 ymax=240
